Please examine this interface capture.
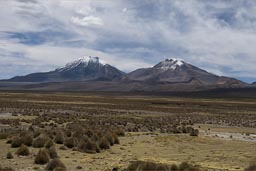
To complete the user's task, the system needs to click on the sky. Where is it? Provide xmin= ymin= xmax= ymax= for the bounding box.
xmin=0 ymin=0 xmax=256 ymax=83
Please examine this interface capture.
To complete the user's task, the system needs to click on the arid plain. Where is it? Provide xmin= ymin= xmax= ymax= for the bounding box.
xmin=0 ymin=92 xmax=255 ymax=171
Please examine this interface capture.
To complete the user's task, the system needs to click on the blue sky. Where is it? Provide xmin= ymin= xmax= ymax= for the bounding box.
xmin=0 ymin=0 xmax=256 ymax=83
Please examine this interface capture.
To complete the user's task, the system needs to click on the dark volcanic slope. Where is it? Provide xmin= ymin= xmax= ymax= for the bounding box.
xmin=125 ymin=58 xmax=245 ymax=88
xmin=7 ymin=57 xmax=125 ymax=82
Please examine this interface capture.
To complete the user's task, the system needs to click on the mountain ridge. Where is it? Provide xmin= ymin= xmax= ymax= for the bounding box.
xmin=125 ymin=58 xmax=245 ymax=87
xmin=0 ymin=57 xmax=249 ymax=92
xmin=8 ymin=56 xmax=125 ymax=82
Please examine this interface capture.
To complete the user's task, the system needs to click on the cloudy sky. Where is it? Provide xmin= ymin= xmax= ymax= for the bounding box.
xmin=0 ymin=0 xmax=256 ymax=83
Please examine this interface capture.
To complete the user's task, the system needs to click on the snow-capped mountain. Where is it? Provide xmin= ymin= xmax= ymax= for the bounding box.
xmin=125 ymin=58 xmax=245 ymax=87
xmin=2 ymin=57 xmax=247 ymax=91
xmin=154 ymin=58 xmax=185 ymax=71
xmin=8 ymin=56 xmax=125 ymax=82
xmin=56 ymin=57 xmax=105 ymax=72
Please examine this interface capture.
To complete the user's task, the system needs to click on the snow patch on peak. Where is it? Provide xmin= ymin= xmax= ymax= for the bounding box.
xmin=57 ymin=56 xmax=105 ymax=72
xmin=77 ymin=56 xmax=100 ymax=63
xmin=156 ymin=58 xmax=185 ymax=71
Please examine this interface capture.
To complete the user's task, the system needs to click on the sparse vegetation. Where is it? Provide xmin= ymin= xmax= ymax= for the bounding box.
xmin=0 ymin=92 xmax=255 ymax=170
xmin=127 ymin=161 xmax=200 ymax=171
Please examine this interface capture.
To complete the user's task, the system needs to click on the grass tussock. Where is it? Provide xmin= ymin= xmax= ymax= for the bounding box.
xmin=33 ymin=135 xmax=50 ymax=148
xmin=127 ymin=161 xmax=201 ymax=171
xmin=15 ymin=144 xmax=30 ymax=156
xmin=245 ymin=160 xmax=256 ymax=171
xmin=35 ymin=149 xmax=50 ymax=165
xmin=11 ymin=136 xmax=22 ymax=148
xmin=45 ymin=159 xmax=66 ymax=171
xmin=46 ymin=145 xmax=58 ymax=159
xmin=6 ymin=152 xmax=14 ymax=159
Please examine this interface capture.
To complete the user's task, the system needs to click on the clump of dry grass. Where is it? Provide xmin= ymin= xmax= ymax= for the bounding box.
xmin=0 ymin=165 xmax=14 ymax=171
xmin=35 ymin=149 xmax=50 ymax=165
xmin=15 ymin=144 xmax=30 ymax=156
xmin=78 ymin=139 xmax=100 ymax=154
xmin=127 ymin=161 xmax=200 ymax=171
xmin=33 ymin=135 xmax=50 ymax=148
xmin=6 ymin=152 xmax=14 ymax=159
xmin=127 ymin=161 xmax=170 ymax=171
xmin=99 ymin=137 xmax=110 ymax=150
xmin=46 ymin=145 xmax=58 ymax=159
xmin=105 ymin=132 xmax=115 ymax=146
xmin=0 ymin=132 xmax=9 ymax=139
xmin=54 ymin=130 xmax=65 ymax=144
xmin=11 ymin=136 xmax=22 ymax=148
xmin=45 ymin=139 xmax=54 ymax=148
xmin=21 ymin=133 xmax=33 ymax=146
xmin=45 ymin=158 xmax=66 ymax=171
xmin=189 ymin=129 xmax=199 ymax=136
xmin=179 ymin=162 xmax=199 ymax=171
xmin=245 ymin=160 xmax=256 ymax=171
xmin=64 ymin=137 xmax=76 ymax=148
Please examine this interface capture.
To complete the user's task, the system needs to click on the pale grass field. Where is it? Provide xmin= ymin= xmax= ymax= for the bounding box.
xmin=0 ymin=127 xmax=255 ymax=171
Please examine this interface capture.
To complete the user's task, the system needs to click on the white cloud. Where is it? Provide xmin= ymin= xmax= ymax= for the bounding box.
xmin=71 ymin=16 xmax=103 ymax=26
xmin=122 ymin=8 xmax=127 ymax=13
xmin=0 ymin=37 xmax=151 ymax=79
xmin=0 ymin=0 xmax=256 ymax=82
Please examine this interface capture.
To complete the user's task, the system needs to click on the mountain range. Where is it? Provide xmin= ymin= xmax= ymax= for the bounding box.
xmin=0 ymin=56 xmax=252 ymax=92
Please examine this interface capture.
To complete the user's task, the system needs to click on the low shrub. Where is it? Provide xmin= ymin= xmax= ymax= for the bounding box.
xmin=45 ymin=139 xmax=54 ymax=148
xmin=35 ymin=149 xmax=50 ymax=165
xmin=54 ymin=130 xmax=65 ymax=144
xmin=46 ymin=145 xmax=58 ymax=159
xmin=6 ymin=152 xmax=14 ymax=159
xmin=11 ymin=136 xmax=22 ymax=148
xmin=99 ymin=137 xmax=110 ymax=150
xmin=45 ymin=159 xmax=66 ymax=171
xmin=33 ymin=129 xmax=41 ymax=138
xmin=127 ymin=161 xmax=170 ymax=171
xmin=15 ymin=144 xmax=30 ymax=156
xmin=64 ymin=137 xmax=76 ymax=148
xmin=105 ymin=133 xmax=115 ymax=146
xmin=127 ymin=161 xmax=200 ymax=171
xmin=115 ymin=128 xmax=125 ymax=136
xmin=78 ymin=140 xmax=100 ymax=154
xmin=0 ymin=132 xmax=9 ymax=139
xmin=245 ymin=160 xmax=256 ymax=171
xmin=179 ymin=162 xmax=200 ymax=171
xmin=189 ymin=129 xmax=199 ymax=136
xmin=21 ymin=134 xmax=33 ymax=146
xmin=33 ymin=135 xmax=50 ymax=148
xmin=171 ymin=164 xmax=178 ymax=171
xmin=112 ymin=134 xmax=120 ymax=144
xmin=0 ymin=166 xmax=14 ymax=171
